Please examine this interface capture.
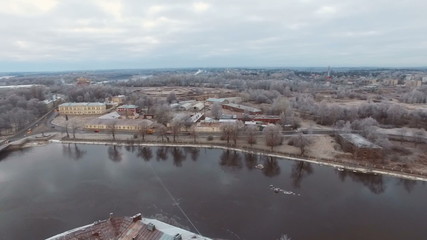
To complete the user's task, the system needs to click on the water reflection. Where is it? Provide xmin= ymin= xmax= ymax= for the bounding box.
xmin=220 ymin=150 xmax=243 ymax=170
xmin=2 ymin=144 xmax=427 ymax=240
xmin=171 ymin=147 xmax=185 ymax=167
xmin=397 ymin=178 xmax=418 ymax=193
xmin=291 ymin=162 xmax=313 ymax=188
xmin=0 ymin=151 xmax=13 ymax=161
xmin=156 ymin=147 xmax=168 ymax=161
xmin=261 ymin=156 xmax=280 ymax=177
xmin=107 ymin=145 xmax=122 ymax=162
xmin=244 ymin=153 xmax=258 ymax=170
xmin=184 ymin=148 xmax=199 ymax=161
xmin=137 ymin=147 xmax=153 ymax=161
xmin=62 ymin=143 xmax=86 ymax=161
xmin=337 ymin=171 xmax=385 ymax=194
xmin=124 ymin=144 xmax=137 ymax=153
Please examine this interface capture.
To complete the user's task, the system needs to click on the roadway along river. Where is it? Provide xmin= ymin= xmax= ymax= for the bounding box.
xmin=0 ymin=143 xmax=426 ymax=239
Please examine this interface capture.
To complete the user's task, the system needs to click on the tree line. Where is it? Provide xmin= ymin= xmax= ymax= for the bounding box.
xmin=0 ymin=87 xmax=48 ymax=134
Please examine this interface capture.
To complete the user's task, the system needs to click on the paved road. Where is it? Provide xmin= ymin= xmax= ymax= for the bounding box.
xmin=3 ymin=109 xmax=57 ymax=143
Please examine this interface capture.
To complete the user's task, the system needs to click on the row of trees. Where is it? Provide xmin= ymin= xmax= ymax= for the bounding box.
xmin=57 ymin=85 xmax=124 ymax=102
xmin=0 ymin=88 xmax=48 ymax=134
xmin=293 ymin=93 xmax=427 ymax=129
xmin=218 ymin=122 xmax=311 ymax=154
xmin=401 ymin=87 xmax=427 ymax=104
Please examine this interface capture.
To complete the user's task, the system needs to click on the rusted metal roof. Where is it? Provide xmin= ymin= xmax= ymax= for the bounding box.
xmin=46 ymin=214 xmax=211 ymax=240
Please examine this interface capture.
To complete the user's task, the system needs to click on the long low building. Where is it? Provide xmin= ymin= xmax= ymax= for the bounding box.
xmin=170 ymin=100 xmax=205 ymax=111
xmin=222 ymin=103 xmax=262 ymax=115
xmin=206 ymin=97 xmax=241 ymax=104
xmin=85 ymin=118 xmax=153 ymax=131
xmin=59 ymin=102 xmax=107 ymax=115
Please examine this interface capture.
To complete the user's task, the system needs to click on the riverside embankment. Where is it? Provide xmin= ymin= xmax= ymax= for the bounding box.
xmin=55 ymin=135 xmax=427 ymax=182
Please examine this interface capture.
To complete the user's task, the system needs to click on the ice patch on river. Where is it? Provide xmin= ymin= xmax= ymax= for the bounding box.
xmin=269 ymin=185 xmax=301 ymax=196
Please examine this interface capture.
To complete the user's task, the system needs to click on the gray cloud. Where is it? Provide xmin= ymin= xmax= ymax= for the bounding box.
xmin=0 ymin=0 xmax=426 ymax=71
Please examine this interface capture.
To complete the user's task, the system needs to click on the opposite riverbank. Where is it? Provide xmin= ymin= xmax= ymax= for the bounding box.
xmin=2 ymin=131 xmax=426 ymax=182
xmin=49 ymin=132 xmax=427 ymax=182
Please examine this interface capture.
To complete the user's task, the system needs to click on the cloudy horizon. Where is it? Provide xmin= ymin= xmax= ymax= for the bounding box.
xmin=1 ymin=0 xmax=427 ymax=72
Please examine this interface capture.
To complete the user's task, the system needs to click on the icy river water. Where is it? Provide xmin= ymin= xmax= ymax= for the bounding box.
xmin=0 ymin=143 xmax=426 ymax=240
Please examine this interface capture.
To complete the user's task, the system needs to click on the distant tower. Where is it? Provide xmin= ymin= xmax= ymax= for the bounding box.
xmin=327 ymin=66 xmax=332 ymax=79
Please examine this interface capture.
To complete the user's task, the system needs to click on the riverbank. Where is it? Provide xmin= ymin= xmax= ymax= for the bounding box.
xmin=0 ymin=133 xmax=55 ymax=151
xmin=51 ymin=133 xmax=427 ymax=182
xmin=3 ymin=130 xmax=426 ymax=182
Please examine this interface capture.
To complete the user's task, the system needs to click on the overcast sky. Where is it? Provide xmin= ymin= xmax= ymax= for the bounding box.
xmin=1 ymin=0 xmax=426 ymax=72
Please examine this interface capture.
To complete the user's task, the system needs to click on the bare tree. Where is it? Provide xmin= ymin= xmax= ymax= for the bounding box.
xmin=231 ymin=121 xmax=244 ymax=146
xmin=342 ymin=121 xmax=352 ymax=133
xmin=246 ymin=125 xmax=258 ymax=147
xmin=170 ymin=118 xmax=184 ymax=142
xmin=279 ymin=112 xmax=287 ymax=127
xmin=138 ymin=119 xmax=152 ymax=141
xmin=220 ymin=123 xmax=234 ymax=145
xmin=270 ymin=97 xmax=291 ymax=115
xmin=386 ymin=104 xmax=407 ymax=126
xmin=135 ymin=96 xmax=155 ymax=114
xmin=351 ymin=117 xmax=379 ymax=137
xmin=190 ymin=125 xmax=198 ymax=143
xmin=64 ymin=122 xmax=70 ymax=138
xmin=166 ymin=92 xmax=177 ymax=104
xmin=289 ymin=133 xmax=312 ymax=156
xmin=211 ymin=103 xmax=222 ymax=120
xmin=71 ymin=120 xmax=78 ymax=139
xmin=264 ymin=124 xmax=282 ymax=151
xmin=107 ymin=120 xmax=117 ymax=140
xmin=155 ymin=124 xmax=168 ymax=142
xmin=220 ymin=121 xmax=243 ymax=146
xmin=144 ymin=96 xmax=155 ymax=114
xmin=154 ymin=105 xmax=172 ymax=126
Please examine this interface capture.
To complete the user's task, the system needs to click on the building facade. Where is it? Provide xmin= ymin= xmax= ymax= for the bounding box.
xmin=58 ymin=103 xmax=107 ymax=115
xmin=117 ymin=105 xmax=139 ymax=115
xmin=111 ymin=95 xmax=126 ymax=104
xmin=85 ymin=119 xmax=153 ymax=131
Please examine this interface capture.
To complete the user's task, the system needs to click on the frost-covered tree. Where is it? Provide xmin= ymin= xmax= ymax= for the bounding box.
xmin=264 ymin=124 xmax=282 ymax=151
xmin=289 ymin=133 xmax=312 ymax=156
xmin=211 ymin=103 xmax=222 ymax=120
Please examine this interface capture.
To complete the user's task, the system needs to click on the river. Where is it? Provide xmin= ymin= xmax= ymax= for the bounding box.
xmin=0 ymin=143 xmax=426 ymax=240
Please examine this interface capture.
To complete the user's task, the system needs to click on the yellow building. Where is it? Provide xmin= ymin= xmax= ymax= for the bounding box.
xmin=85 ymin=119 xmax=153 ymax=131
xmin=58 ymin=103 xmax=107 ymax=115
xmin=405 ymin=80 xmax=422 ymax=88
xmin=111 ymin=95 xmax=126 ymax=104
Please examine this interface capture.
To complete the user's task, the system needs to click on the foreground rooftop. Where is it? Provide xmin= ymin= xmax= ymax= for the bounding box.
xmin=46 ymin=213 xmax=211 ymax=240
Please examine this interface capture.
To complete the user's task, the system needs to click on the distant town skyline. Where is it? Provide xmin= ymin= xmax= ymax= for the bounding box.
xmin=1 ymin=0 xmax=427 ymax=72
